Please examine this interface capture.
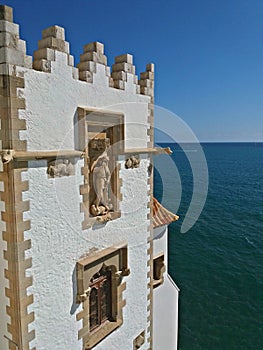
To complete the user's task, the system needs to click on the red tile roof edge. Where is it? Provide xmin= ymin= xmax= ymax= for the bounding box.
xmin=153 ymin=197 xmax=179 ymax=228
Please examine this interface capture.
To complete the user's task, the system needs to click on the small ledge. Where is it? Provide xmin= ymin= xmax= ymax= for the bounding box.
xmin=153 ymin=278 xmax=164 ymax=289
xmin=123 ymin=147 xmax=172 ymax=155
xmin=13 ymin=150 xmax=84 ymax=161
xmin=83 ymin=211 xmax=121 ymax=229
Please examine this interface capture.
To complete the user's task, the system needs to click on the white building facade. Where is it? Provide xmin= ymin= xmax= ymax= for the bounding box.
xmin=0 ymin=5 xmax=179 ymax=350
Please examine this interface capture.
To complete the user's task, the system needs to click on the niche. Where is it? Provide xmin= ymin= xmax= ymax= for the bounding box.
xmin=78 ymin=108 xmax=124 ymax=225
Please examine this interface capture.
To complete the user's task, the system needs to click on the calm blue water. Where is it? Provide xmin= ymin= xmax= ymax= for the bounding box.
xmin=154 ymin=142 xmax=263 ymax=350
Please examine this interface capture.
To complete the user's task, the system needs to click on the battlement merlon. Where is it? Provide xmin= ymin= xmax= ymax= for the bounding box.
xmin=0 ymin=5 xmax=32 ymax=68
xmin=0 ymin=4 xmax=154 ymax=97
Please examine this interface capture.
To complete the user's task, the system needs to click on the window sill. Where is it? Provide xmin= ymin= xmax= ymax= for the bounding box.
xmin=83 ymin=211 xmax=121 ymax=229
xmin=85 ymin=319 xmax=122 ymax=350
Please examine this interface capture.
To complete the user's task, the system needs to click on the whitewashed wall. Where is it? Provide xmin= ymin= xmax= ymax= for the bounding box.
xmin=153 ymin=225 xmax=180 ymax=350
xmin=18 ymin=52 xmax=151 ymax=350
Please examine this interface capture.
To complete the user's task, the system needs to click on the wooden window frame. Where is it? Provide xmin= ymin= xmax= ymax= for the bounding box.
xmin=89 ymin=269 xmax=112 ymax=332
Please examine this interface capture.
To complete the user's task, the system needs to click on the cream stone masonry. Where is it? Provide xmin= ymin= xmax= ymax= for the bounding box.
xmin=0 ymin=6 xmax=35 ymax=350
xmin=78 ymin=41 xmax=110 ymax=84
xmin=33 ymin=25 xmax=78 ymax=78
xmin=111 ymin=53 xmax=140 ymax=92
xmin=0 ymin=5 xmax=31 ymax=68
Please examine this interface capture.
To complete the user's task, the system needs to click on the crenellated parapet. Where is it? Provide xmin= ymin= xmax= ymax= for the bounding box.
xmin=0 ymin=5 xmax=155 ymax=98
xmin=0 ymin=5 xmax=32 ymax=68
xmin=139 ymin=63 xmax=154 ymax=100
xmin=138 ymin=63 xmax=155 ymax=147
xmin=33 ymin=25 xmax=78 ymax=78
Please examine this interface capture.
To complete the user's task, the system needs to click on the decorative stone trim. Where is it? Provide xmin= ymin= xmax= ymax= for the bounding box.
xmin=142 ymin=64 xmax=155 ymax=348
xmin=111 ymin=53 xmax=140 ymax=92
xmin=0 ymin=8 xmax=34 ymax=348
xmin=47 ymin=158 xmax=75 ymax=178
xmin=146 ymin=157 xmax=154 ymax=350
xmin=77 ymin=41 xmax=112 ymax=85
xmin=133 ymin=330 xmax=145 ymax=349
xmin=139 ymin=63 xmax=154 ymax=149
xmin=77 ymin=107 xmax=124 ymax=229
xmin=139 ymin=63 xmax=154 ymax=98
xmin=1 ymin=162 xmax=35 ymax=350
xmin=76 ymin=243 xmax=129 ymax=349
xmin=33 ymin=25 xmax=78 ymax=78
xmin=0 ymin=5 xmax=32 ymax=69
xmin=125 ymin=155 xmax=140 ymax=169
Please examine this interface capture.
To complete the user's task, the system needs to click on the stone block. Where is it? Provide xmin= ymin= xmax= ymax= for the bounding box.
xmin=17 ymin=40 xmax=26 ymax=53
xmin=33 ymin=48 xmax=55 ymax=61
xmin=0 ymin=47 xmax=25 ymax=65
xmin=80 ymin=51 xmax=107 ymax=65
xmin=133 ymin=75 xmax=138 ymax=84
xmin=114 ymin=53 xmax=133 ymax=64
xmin=139 ymin=79 xmax=153 ymax=88
xmin=38 ymin=37 xmax=69 ymax=54
xmin=83 ymin=42 xmax=104 ymax=54
xmin=72 ymin=67 xmax=79 ymax=80
xmin=11 ymin=139 xmax=27 ymax=151
xmin=111 ymin=71 xmax=127 ymax=81
xmin=0 ymin=63 xmax=15 ymax=75
xmin=112 ymin=62 xmax=135 ymax=74
xmin=0 ymin=21 xmax=19 ymax=35
xmin=140 ymin=71 xmax=154 ymax=80
xmin=114 ymin=80 xmax=125 ymax=90
xmin=33 ymin=59 xmax=51 ymax=73
xmin=42 ymin=26 xmax=65 ymax=40
xmin=136 ymin=85 xmax=141 ymax=94
xmin=68 ymin=54 xmax=74 ymax=67
xmin=79 ymin=52 xmax=105 ymax=65
xmin=148 ymin=103 xmax=154 ymax=112
xmin=105 ymin=66 xmax=111 ymax=77
xmin=77 ymin=61 xmax=96 ymax=73
xmin=0 ymin=5 xmax=13 ymax=23
xmin=0 ymin=32 xmax=18 ymax=49
xmin=146 ymin=63 xmax=154 ymax=72
xmin=24 ymin=55 xmax=32 ymax=69
xmin=79 ymin=70 xmax=93 ymax=83
xmin=147 ymin=87 xmax=154 ymax=96
xmin=140 ymin=86 xmax=148 ymax=95
xmin=109 ymin=77 xmax=114 ymax=88
xmin=79 ymin=52 xmax=91 ymax=62
xmin=0 ymin=96 xmax=25 ymax=109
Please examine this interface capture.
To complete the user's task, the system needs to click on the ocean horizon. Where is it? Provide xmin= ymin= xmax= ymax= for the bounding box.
xmin=154 ymin=142 xmax=263 ymax=350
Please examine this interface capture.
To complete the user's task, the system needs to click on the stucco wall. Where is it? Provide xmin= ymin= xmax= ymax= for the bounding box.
xmin=19 ymin=52 xmax=150 ymax=152
xmin=18 ymin=52 xmax=151 ymax=350
xmin=153 ymin=225 xmax=180 ymax=350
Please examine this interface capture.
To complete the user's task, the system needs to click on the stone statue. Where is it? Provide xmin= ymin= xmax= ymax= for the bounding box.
xmin=47 ymin=159 xmax=74 ymax=177
xmin=125 ymin=155 xmax=140 ymax=169
xmin=1 ymin=149 xmax=15 ymax=164
xmin=90 ymin=150 xmax=111 ymax=215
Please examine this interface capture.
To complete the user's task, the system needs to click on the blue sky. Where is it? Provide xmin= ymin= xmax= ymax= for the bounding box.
xmin=4 ymin=0 xmax=263 ymax=141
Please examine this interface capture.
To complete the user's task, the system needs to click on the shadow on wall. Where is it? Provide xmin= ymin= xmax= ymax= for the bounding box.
xmin=70 ymin=265 xmax=78 ymax=315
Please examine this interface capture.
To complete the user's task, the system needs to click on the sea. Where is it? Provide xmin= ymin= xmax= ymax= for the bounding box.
xmin=154 ymin=142 xmax=263 ymax=350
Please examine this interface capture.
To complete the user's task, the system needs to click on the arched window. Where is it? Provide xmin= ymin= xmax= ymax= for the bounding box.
xmin=89 ymin=269 xmax=112 ymax=331
xmin=76 ymin=243 xmax=129 ymax=349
